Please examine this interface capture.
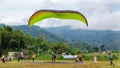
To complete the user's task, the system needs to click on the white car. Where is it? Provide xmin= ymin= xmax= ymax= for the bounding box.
xmin=62 ymin=53 xmax=77 ymax=59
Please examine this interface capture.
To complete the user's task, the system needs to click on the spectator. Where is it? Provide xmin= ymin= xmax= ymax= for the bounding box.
xmin=51 ymin=52 xmax=56 ymax=63
xmin=93 ymin=52 xmax=97 ymax=63
xmin=31 ymin=52 xmax=36 ymax=62
xmin=108 ymin=52 xmax=115 ymax=66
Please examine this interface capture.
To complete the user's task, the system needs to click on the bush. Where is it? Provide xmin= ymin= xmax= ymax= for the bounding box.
xmin=36 ymin=54 xmax=64 ymax=60
xmin=82 ymin=53 xmax=119 ymax=61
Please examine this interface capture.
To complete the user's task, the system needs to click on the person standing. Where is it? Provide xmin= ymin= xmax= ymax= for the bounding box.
xmin=18 ymin=52 xmax=21 ymax=62
xmin=51 ymin=52 xmax=56 ymax=63
xmin=20 ymin=52 xmax=24 ymax=60
xmin=93 ymin=52 xmax=97 ymax=63
xmin=108 ymin=52 xmax=115 ymax=66
xmin=31 ymin=52 xmax=36 ymax=62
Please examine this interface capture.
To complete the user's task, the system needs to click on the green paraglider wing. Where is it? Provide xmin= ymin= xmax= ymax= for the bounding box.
xmin=28 ymin=10 xmax=88 ymax=27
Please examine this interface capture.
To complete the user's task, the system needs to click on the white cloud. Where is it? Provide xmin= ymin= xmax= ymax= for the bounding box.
xmin=88 ymin=11 xmax=120 ymax=31
xmin=0 ymin=0 xmax=120 ymax=31
xmin=0 ymin=17 xmax=26 ymax=25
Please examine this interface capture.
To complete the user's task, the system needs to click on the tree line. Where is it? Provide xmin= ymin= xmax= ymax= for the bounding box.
xmin=0 ymin=26 xmax=76 ymax=56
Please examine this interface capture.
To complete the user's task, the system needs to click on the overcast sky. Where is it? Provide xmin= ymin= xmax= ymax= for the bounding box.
xmin=0 ymin=0 xmax=120 ymax=31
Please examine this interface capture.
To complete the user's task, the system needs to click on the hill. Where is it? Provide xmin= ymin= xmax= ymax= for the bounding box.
xmin=11 ymin=25 xmax=65 ymax=42
xmin=44 ymin=26 xmax=120 ymax=49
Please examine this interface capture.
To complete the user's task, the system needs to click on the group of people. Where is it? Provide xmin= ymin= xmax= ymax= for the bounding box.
xmin=1 ymin=54 xmax=13 ymax=63
xmin=1 ymin=51 xmax=115 ymax=67
xmin=30 ymin=52 xmax=56 ymax=63
xmin=93 ymin=52 xmax=115 ymax=66
xmin=75 ymin=52 xmax=115 ymax=66
xmin=28 ymin=52 xmax=56 ymax=63
xmin=17 ymin=51 xmax=37 ymax=62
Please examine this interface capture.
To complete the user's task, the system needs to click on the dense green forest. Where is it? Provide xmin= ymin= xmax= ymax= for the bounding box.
xmin=0 ymin=25 xmax=76 ymax=56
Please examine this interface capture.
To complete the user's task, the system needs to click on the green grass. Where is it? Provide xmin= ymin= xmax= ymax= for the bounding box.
xmin=0 ymin=60 xmax=120 ymax=68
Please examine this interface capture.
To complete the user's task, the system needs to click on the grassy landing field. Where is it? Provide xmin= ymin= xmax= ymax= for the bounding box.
xmin=0 ymin=60 xmax=120 ymax=68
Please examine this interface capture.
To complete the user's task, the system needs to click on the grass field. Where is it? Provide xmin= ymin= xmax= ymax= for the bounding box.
xmin=0 ymin=60 xmax=120 ymax=68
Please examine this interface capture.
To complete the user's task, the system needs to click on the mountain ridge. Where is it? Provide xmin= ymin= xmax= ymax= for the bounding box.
xmin=44 ymin=26 xmax=120 ymax=49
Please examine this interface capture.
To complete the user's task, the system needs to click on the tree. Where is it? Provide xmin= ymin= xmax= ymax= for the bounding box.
xmin=0 ymin=26 xmax=26 ymax=52
xmin=52 ymin=42 xmax=73 ymax=54
xmin=8 ymin=39 xmax=18 ymax=51
xmin=94 ymin=47 xmax=99 ymax=52
xmin=4 ymin=26 xmax=13 ymax=32
xmin=100 ymin=45 xmax=105 ymax=51
xmin=1 ymin=30 xmax=11 ymax=50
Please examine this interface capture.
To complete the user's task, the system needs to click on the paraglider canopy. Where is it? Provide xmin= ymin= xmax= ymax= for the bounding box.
xmin=28 ymin=9 xmax=88 ymax=27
